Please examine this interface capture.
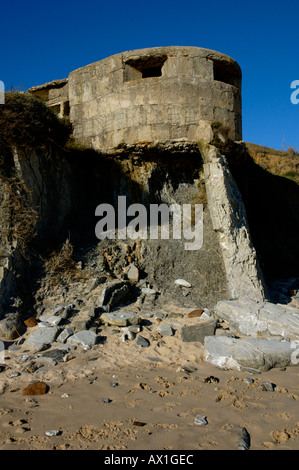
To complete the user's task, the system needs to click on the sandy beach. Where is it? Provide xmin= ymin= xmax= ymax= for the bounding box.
xmin=1 ymin=319 xmax=299 ymax=451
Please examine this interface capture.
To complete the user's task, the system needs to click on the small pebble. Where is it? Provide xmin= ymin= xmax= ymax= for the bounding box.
xmin=194 ymin=415 xmax=208 ymax=425
xmin=111 ymin=382 xmax=118 ymax=387
xmin=237 ymin=427 xmax=251 ymax=450
xmin=8 ymin=372 xmax=21 ymax=378
xmin=61 ymin=393 xmax=70 ymax=398
xmin=100 ymin=398 xmax=112 ymax=403
xmin=45 ymin=430 xmax=61 ymax=437
xmin=258 ymin=381 xmax=276 ymax=392
xmin=244 ymin=377 xmax=254 ymax=384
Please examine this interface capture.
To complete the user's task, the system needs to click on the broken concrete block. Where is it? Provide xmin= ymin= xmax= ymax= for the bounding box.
xmin=181 ymin=319 xmax=216 ymax=343
xmin=204 ymin=335 xmax=298 ymax=372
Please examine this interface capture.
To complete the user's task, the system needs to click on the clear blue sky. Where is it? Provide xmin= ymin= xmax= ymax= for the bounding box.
xmin=1 ymin=0 xmax=298 ymax=150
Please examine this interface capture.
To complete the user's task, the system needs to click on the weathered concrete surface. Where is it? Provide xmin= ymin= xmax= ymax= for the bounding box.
xmin=31 ymin=46 xmax=240 ymax=152
xmin=204 ymin=335 xmax=298 ymax=372
xmin=202 ymin=144 xmax=266 ymax=302
xmin=214 ymin=299 xmax=299 ymax=340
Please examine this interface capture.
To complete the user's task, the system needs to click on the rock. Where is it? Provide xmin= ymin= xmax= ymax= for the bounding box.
xmin=174 ymin=279 xmax=192 ymax=288
xmin=236 ymin=427 xmax=251 ymax=450
xmin=38 ymin=314 xmax=62 ymax=326
xmin=136 ymin=336 xmax=150 ymax=348
xmin=0 ymin=314 xmax=25 ymax=340
xmin=41 ymin=349 xmax=67 ymax=362
xmin=127 ymin=264 xmax=139 ymax=282
xmin=45 ymin=430 xmax=61 ymax=436
xmin=121 ymin=328 xmax=136 ymax=341
xmin=181 ymin=319 xmax=217 ymax=343
xmin=204 ymin=336 xmax=298 ymax=372
xmin=98 ymin=281 xmax=131 ymax=312
xmin=258 ymin=381 xmax=276 ymax=392
xmin=194 ymin=415 xmax=208 ymax=425
xmin=100 ymin=398 xmax=112 ymax=403
xmin=214 ymin=299 xmax=299 ymax=340
xmin=244 ymin=377 xmax=254 ymax=384
xmin=66 ymin=330 xmax=98 ymax=348
xmin=187 ymin=309 xmax=204 ymax=318
xmin=35 ymin=356 xmax=57 ymax=366
xmin=21 ymin=381 xmax=49 ymax=396
xmin=26 ymin=326 xmax=60 ymax=348
xmin=101 ymin=312 xmax=141 ymax=327
xmin=141 ymin=287 xmax=157 ymax=295
xmin=56 ymin=328 xmax=74 ymax=343
xmin=157 ymin=324 xmax=175 ymax=336
xmin=24 ymin=317 xmax=38 ymax=327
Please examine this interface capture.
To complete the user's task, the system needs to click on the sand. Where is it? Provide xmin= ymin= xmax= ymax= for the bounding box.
xmin=0 ymin=318 xmax=299 ymax=452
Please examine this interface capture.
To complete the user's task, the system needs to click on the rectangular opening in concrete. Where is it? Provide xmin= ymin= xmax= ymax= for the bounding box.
xmin=142 ymin=66 xmax=163 ymax=78
xmin=213 ymin=60 xmax=241 ymax=88
xmin=124 ymin=55 xmax=167 ymax=82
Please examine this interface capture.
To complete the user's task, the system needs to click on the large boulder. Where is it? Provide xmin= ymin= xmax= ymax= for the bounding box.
xmin=204 ymin=335 xmax=299 ymax=372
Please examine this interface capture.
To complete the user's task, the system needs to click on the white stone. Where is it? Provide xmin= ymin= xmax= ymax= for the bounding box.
xmin=174 ymin=279 xmax=192 ymax=288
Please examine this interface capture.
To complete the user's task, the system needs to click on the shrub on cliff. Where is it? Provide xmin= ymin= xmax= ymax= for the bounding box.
xmin=0 ymin=91 xmax=72 ymax=155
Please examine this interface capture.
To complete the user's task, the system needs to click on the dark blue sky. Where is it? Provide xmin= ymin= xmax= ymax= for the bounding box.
xmin=1 ymin=0 xmax=298 ymax=150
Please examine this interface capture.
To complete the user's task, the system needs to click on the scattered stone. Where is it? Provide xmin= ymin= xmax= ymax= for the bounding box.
xmin=121 ymin=329 xmax=136 ymax=341
xmin=20 ymin=355 xmax=31 ymax=362
xmin=127 ymin=325 xmax=141 ymax=334
xmin=67 ymin=330 xmax=98 ymax=348
xmin=174 ymin=279 xmax=192 ymax=288
xmin=45 ymin=430 xmax=61 ymax=437
xmin=41 ymin=349 xmax=67 ymax=363
xmin=202 ymin=376 xmax=219 ymax=384
xmin=35 ymin=356 xmax=57 ymax=366
xmin=258 ymin=381 xmax=276 ymax=392
xmin=157 ymin=324 xmax=174 ymax=337
xmin=141 ymin=287 xmax=157 ymax=295
xmin=177 ymin=366 xmax=198 ymax=374
xmin=21 ymin=381 xmax=49 ymax=396
xmin=133 ymin=421 xmax=146 ymax=427
xmin=127 ymin=264 xmax=139 ymax=282
xmin=136 ymin=336 xmax=150 ymax=348
xmin=101 ymin=312 xmax=141 ymax=327
xmin=111 ymin=382 xmax=118 ymax=387
xmin=26 ymin=326 xmax=60 ymax=348
xmin=236 ymin=427 xmax=251 ymax=450
xmin=38 ymin=314 xmax=62 ymax=326
xmin=56 ymin=328 xmax=74 ymax=343
xmin=7 ymin=372 xmax=21 ymax=378
xmin=100 ymin=398 xmax=112 ymax=403
xmin=187 ymin=309 xmax=204 ymax=318
xmin=168 ymin=312 xmax=184 ymax=319
xmin=194 ymin=415 xmax=208 ymax=425
xmin=244 ymin=377 xmax=254 ymax=384
xmin=98 ymin=281 xmax=131 ymax=312
xmin=61 ymin=393 xmax=70 ymax=398
xmin=0 ymin=315 xmax=25 ymax=340
xmin=24 ymin=317 xmax=38 ymax=328
xmin=181 ymin=319 xmax=217 ymax=343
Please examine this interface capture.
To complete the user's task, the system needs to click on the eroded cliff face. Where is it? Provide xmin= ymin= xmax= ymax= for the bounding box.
xmin=0 ymin=140 xmax=229 ymax=317
xmin=0 ymin=125 xmax=274 ymax=327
